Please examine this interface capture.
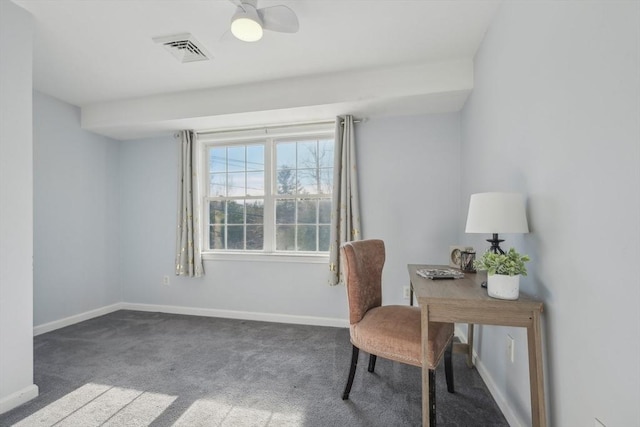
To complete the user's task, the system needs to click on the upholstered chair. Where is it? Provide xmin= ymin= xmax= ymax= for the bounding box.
xmin=340 ymin=239 xmax=455 ymax=425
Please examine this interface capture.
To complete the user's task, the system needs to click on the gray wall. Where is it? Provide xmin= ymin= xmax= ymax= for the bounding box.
xmin=358 ymin=114 xmax=462 ymax=303
xmin=0 ymin=0 xmax=37 ymax=413
xmin=33 ymin=92 xmax=121 ymax=326
xmin=118 ymin=114 xmax=461 ymax=320
xmin=460 ymin=1 xmax=640 ymax=426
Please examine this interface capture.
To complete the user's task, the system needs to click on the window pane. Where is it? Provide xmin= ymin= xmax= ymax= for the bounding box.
xmin=246 ymin=200 xmax=264 ymax=224
xmin=319 ymin=225 xmax=330 ymax=251
xmin=298 ymin=170 xmax=318 ymax=194
xmin=318 ymin=139 xmax=334 ymax=168
xmin=227 ymin=226 xmax=244 ymax=250
xmin=246 ymin=171 xmax=264 ymax=196
xmin=318 ymin=199 xmax=331 ymax=224
xmin=210 ymin=147 xmax=226 ymax=173
xmin=210 ymin=173 xmax=226 ymax=197
xmin=276 ymin=225 xmax=295 ymax=250
xmin=227 ymin=172 xmax=246 ymax=197
xmin=246 ymin=225 xmax=263 ymax=250
xmin=276 ymin=142 xmax=296 ymax=169
xmin=276 ymin=200 xmax=295 ymax=224
xmin=210 ymin=225 xmax=225 ymax=250
xmin=210 ymin=201 xmax=225 ymax=225
xmin=297 ymin=225 xmax=317 ymax=251
xmin=246 ymin=145 xmax=264 ymax=171
xmin=227 ymin=200 xmax=244 ymax=224
xmin=297 ymin=140 xmax=317 ymax=169
xmin=276 ymin=167 xmax=297 ymax=195
xmin=297 ymin=199 xmax=317 ymax=224
xmin=227 ymin=146 xmax=245 ymax=172
xmin=318 ymin=168 xmax=333 ymax=194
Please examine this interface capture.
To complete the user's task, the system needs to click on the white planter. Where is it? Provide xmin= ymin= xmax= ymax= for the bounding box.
xmin=487 ymin=274 xmax=520 ymax=300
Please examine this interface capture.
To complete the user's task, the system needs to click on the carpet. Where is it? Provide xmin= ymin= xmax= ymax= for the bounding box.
xmin=0 ymin=310 xmax=508 ymax=426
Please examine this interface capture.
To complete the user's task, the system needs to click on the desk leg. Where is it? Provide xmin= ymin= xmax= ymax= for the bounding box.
xmin=420 ymin=304 xmax=431 ymax=427
xmin=527 ymin=310 xmax=547 ymax=427
xmin=466 ymin=323 xmax=474 ymax=368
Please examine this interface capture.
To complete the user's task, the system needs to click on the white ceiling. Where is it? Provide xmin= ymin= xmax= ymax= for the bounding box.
xmin=13 ymin=0 xmax=501 ymax=138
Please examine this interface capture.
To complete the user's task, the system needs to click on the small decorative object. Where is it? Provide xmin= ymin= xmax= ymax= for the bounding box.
xmin=473 ymin=248 xmax=530 ymax=300
xmin=449 ymin=245 xmax=474 ymax=269
xmin=460 ymin=250 xmax=476 ymax=272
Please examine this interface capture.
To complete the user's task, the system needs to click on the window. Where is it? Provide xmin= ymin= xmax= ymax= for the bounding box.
xmin=199 ymin=123 xmax=335 ymax=257
xmin=208 ymin=144 xmax=265 ymax=251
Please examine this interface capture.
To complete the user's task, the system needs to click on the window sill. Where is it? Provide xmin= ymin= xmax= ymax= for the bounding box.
xmin=202 ymin=252 xmax=329 ymax=264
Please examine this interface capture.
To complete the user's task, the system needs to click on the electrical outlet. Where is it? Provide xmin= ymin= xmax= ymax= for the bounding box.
xmin=163 ymin=275 xmax=170 ymax=286
xmin=403 ymin=286 xmax=410 ymax=299
xmin=507 ymin=334 xmax=515 ymax=363
xmin=594 ymin=418 xmax=606 ymax=427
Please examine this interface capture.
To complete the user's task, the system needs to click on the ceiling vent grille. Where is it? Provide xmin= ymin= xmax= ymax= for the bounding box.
xmin=153 ymin=33 xmax=211 ymax=63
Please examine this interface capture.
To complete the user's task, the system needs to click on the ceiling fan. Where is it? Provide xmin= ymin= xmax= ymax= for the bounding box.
xmin=228 ymin=0 xmax=299 ymax=42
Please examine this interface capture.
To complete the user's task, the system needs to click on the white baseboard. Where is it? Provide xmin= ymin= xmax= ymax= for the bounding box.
xmin=0 ymin=384 xmax=39 ymax=415
xmin=455 ymin=324 xmax=527 ymax=427
xmin=33 ymin=303 xmax=124 ymax=336
xmin=474 ymin=356 xmax=526 ymax=427
xmin=121 ymin=302 xmax=349 ymax=328
xmin=33 ymin=302 xmax=348 ymax=336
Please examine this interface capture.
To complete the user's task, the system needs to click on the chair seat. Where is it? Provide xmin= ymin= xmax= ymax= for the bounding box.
xmin=350 ymin=305 xmax=454 ymax=368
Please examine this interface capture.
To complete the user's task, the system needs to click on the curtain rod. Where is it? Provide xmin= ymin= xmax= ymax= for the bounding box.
xmin=342 ymin=118 xmax=365 ymax=125
xmin=189 ymin=117 xmax=365 ymax=137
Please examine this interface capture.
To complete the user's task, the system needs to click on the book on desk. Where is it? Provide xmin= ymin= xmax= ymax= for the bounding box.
xmin=416 ymin=268 xmax=465 ymax=280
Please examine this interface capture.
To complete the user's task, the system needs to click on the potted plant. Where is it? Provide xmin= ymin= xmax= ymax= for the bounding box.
xmin=473 ymin=248 xmax=530 ymax=300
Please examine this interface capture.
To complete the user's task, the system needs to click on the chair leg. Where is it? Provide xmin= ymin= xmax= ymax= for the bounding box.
xmin=445 ymin=339 xmax=454 ymax=393
xmin=367 ymin=354 xmax=377 ymax=373
xmin=342 ymin=345 xmax=359 ymax=400
xmin=429 ymin=369 xmax=437 ymax=426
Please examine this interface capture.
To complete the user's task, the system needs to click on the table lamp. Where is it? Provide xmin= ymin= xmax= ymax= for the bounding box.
xmin=465 ymin=192 xmax=529 ymax=254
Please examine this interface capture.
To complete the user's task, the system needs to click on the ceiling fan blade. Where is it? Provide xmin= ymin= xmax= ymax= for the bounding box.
xmin=258 ymin=5 xmax=299 ymax=33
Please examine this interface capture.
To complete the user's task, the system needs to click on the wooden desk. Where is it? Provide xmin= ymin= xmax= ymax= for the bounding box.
xmin=408 ymin=264 xmax=546 ymax=427
xmin=410 ymin=287 xmax=475 ymax=369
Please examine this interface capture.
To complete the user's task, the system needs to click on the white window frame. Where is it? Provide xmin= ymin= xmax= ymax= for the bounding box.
xmin=196 ymin=122 xmax=335 ymax=262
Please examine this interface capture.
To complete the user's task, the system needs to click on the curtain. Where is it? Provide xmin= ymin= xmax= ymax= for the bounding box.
xmin=175 ymin=130 xmax=204 ymax=277
xmin=328 ymin=115 xmax=361 ymax=285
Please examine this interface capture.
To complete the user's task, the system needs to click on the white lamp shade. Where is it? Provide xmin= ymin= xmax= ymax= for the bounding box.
xmin=231 ymin=5 xmax=263 ymax=42
xmin=465 ymin=192 xmax=529 ymax=234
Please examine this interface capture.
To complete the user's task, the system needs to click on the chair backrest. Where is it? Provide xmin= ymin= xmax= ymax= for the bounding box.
xmin=340 ymin=239 xmax=385 ymax=325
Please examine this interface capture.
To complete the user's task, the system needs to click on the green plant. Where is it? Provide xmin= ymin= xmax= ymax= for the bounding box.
xmin=473 ymin=248 xmax=530 ymax=276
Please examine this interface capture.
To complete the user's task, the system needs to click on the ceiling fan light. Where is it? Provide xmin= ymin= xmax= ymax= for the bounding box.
xmin=231 ymin=6 xmax=263 ymax=42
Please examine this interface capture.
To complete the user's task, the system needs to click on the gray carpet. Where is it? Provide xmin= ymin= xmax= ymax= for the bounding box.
xmin=0 ymin=310 xmax=508 ymax=426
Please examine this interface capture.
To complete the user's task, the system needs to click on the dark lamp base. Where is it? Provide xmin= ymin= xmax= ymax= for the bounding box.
xmin=486 ymin=233 xmax=505 ymax=254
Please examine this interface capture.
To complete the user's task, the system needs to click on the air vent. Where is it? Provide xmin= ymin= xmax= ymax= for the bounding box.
xmin=153 ymin=33 xmax=211 ymax=63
